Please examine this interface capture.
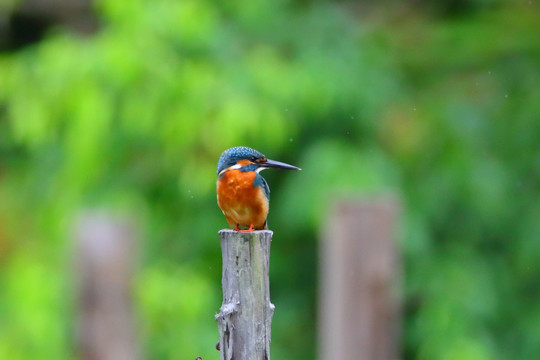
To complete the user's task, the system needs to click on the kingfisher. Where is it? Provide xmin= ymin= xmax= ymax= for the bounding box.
xmin=216 ymin=146 xmax=301 ymax=232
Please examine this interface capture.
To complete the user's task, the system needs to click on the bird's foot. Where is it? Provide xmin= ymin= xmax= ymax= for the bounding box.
xmin=233 ymin=225 xmax=241 ymax=231
xmin=240 ymin=224 xmax=255 ymax=233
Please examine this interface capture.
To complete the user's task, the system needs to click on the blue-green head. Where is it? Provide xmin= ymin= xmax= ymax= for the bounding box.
xmin=217 ymin=146 xmax=300 ymax=175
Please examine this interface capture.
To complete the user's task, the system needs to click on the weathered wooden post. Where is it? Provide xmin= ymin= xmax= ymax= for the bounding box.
xmin=319 ymin=197 xmax=401 ymax=360
xmin=74 ymin=212 xmax=140 ymax=360
xmin=215 ymin=229 xmax=274 ymax=360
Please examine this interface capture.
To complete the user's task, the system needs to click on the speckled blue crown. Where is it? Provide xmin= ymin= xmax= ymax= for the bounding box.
xmin=217 ymin=146 xmax=265 ymax=174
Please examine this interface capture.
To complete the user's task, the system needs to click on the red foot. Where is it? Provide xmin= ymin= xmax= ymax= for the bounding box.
xmin=240 ymin=224 xmax=255 ymax=233
xmin=234 ymin=225 xmax=241 ymax=231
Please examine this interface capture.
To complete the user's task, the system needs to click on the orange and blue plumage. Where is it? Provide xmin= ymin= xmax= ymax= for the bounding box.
xmin=216 ymin=146 xmax=300 ymax=232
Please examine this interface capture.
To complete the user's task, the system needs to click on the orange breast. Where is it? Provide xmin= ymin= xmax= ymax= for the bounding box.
xmin=216 ymin=170 xmax=269 ymax=230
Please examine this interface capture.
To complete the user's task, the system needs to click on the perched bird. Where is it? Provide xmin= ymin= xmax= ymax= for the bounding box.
xmin=216 ymin=146 xmax=300 ymax=232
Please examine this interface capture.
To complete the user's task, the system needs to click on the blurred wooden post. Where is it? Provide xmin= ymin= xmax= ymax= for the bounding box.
xmin=319 ymin=198 xmax=401 ymax=360
xmin=74 ymin=213 xmax=139 ymax=360
xmin=215 ymin=229 xmax=274 ymax=360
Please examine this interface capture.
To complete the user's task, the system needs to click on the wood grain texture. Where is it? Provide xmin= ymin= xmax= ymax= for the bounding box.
xmin=215 ymin=229 xmax=274 ymax=360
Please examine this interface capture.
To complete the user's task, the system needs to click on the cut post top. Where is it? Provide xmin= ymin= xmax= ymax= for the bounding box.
xmin=218 ymin=229 xmax=274 ymax=236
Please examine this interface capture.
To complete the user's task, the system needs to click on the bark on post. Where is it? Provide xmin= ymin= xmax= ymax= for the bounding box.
xmin=215 ymin=229 xmax=274 ymax=360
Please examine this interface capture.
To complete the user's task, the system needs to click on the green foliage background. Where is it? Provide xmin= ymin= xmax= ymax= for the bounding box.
xmin=1 ymin=0 xmax=540 ymax=359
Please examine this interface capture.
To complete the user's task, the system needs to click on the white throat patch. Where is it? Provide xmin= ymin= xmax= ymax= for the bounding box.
xmin=218 ymin=163 xmax=242 ymax=176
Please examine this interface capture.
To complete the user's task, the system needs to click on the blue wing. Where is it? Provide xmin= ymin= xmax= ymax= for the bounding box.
xmin=253 ymin=173 xmax=270 ymax=200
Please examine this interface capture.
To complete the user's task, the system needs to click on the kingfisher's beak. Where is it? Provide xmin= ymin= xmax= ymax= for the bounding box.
xmin=260 ymin=158 xmax=301 ymax=171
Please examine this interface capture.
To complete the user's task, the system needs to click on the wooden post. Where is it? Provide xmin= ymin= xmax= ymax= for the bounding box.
xmin=215 ymin=229 xmax=274 ymax=360
xmin=74 ymin=212 xmax=139 ymax=360
xmin=319 ymin=198 xmax=401 ymax=360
